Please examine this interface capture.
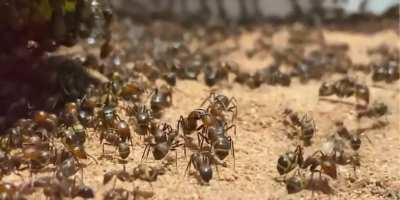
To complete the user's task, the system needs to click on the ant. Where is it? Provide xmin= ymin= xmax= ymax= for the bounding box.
xmin=203 ymin=62 xmax=229 ymax=87
xmin=322 ymin=135 xmax=362 ymax=178
xmin=335 ymin=119 xmax=388 ymax=152
xmin=258 ymin=65 xmax=291 ymax=86
xmin=142 ymin=123 xmax=182 ymax=168
xmin=285 ymin=172 xmax=307 ymax=194
xmin=99 ymin=121 xmax=132 ymax=161
xmin=0 ymin=182 xmax=33 ymax=199
xmin=115 ymin=120 xmax=133 ymax=146
xmin=59 ymin=102 xmax=80 ymax=128
xmin=281 ymin=109 xmax=316 ymax=145
xmin=129 ymin=103 xmax=153 ymax=136
xmin=372 ymin=60 xmax=399 ymax=83
xmin=150 ymin=84 xmax=173 ymax=118
xmin=32 ymin=110 xmax=58 ymax=132
xmin=97 ymin=104 xmax=121 ymax=130
xmin=199 ymin=118 xmax=236 ymax=169
xmin=18 ymin=135 xmax=52 ymax=172
xmin=277 ymin=145 xmax=304 ymax=177
xmin=185 ymin=151 xmax=213 ymax=184
xmin=201 ymin=92 xmax=238 ymax=122
xmin=120 ymin=80 xmax=146 ymax=101
xmin=178 ymin=109 xmax=212 ymax=137
xmin=319 ymin=77 xmax=370 ymax=108
xmin=301 ymin=151 xmax=338 ymax=180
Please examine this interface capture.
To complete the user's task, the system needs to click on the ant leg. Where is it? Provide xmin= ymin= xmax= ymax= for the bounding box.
xmin=225 ymin=124 xmax=237 ymax=137
xmin=228 ymin=97 xmax=238 ymax=121
xmin=81 ymin=167 xmax=84 ymax=184
xmin=196 ymin=124 xmax=205 ymax=131
xmin=197 ymin=131 xmax=209 ymax=149
xmin=227 ymin=106 xmax=238 ymax=123
xmin=215 ymin=164 xmax=221 ymax=180
xmin=229 ymin=136 xmax=236 ymax=170
xmin=141 ymin=145 xmax=149 ymax=162
xmin=197 ymin=133 xmax=202 ymax=150
xmin=102 ymin=143 xmax=106 ymax=157
xmin=200 ymin=92 xmax=215 ymax=107
xmin=182 ymin=135 xmax=188 ymax=159
xmin=175 ymin=150 xmax=178 ymax=173
xmin=112 ymin=175 xmax=117 ymax=189
xmin=86 ymin=152 xmax=99 ymax=164
xmin=115 ymin=114 xmax=122 ymax=122
xmin=184 ymin=157 xmax=193 ymax=177
xmin=128 ymin=134 xmax=134 ymax=147
xmin=310 ymin=150 xmax=324 ymax=158
xmin=145 ymin=145 xmax=151 ymax=160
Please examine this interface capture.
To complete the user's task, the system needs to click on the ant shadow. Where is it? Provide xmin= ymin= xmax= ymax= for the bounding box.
xmin=288 ymin=176 xmax=334 ymax=195
xmin=305 ymin=177 xmax=335 ymax=195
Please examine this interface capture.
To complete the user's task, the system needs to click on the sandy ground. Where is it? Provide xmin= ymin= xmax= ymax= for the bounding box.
xmin=6 ymin=25 xmax=399 ymax=200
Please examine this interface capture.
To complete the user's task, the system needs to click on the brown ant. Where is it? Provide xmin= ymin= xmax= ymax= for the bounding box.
xmin=17 ymin=135 xmax=52 ymax=172
xmin=178 ymin=109 xmax=212 ymax=136
xmin=32 ymin=110 xmax=58 ymax=132
xmin=60 ymin=125 xmax=97 ymax=163
xmin=0 ymin=182 xmax=33 ymax=199
xmin=100 ymin=121 xmax=132 ymax=161
xmin=301 ymin=151 xmax=338 ymax=180
xmin=201 ymin=92 xmax=238 ymax=122
xmin=322 ymin=135 xmax=362 ymax=178
xmin=115 ymin=120 xmax=133 ymax=146
xmin=120 ymin=80 xmax=146 ymax=101
xmin=59 ymin=102 xmax=80 ymax=127
xmin=76 ymin=93 xmax=98 ymax=127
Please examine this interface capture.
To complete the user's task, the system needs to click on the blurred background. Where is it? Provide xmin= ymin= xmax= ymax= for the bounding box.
xmin=112 ymin=0 xmax=399 ymax=23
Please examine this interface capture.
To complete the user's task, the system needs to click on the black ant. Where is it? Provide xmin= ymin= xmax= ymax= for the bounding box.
xmin=281 ymin=109 xmax=316 ymax=145
xmin=150 ymin=84 xmax=173 ymax=118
